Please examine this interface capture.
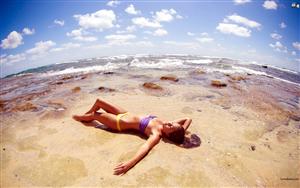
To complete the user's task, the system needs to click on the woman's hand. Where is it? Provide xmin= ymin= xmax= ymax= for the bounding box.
xmin=113 ymin=134 xmax=161 ymax=176
xmin=113 ymin=161 xmax=134 ymax=175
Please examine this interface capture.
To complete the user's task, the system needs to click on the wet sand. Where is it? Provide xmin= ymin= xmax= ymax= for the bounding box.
xmin=1 ymin=68 xmax=299 ymax=187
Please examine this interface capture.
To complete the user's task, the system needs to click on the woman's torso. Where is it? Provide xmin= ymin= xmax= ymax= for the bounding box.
xmin=120 ymin=113 xmax=163 ymax=136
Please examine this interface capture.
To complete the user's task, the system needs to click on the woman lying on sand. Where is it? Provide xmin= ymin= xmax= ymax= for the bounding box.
xmin=73 ymin=98 xmax=192 ymax=175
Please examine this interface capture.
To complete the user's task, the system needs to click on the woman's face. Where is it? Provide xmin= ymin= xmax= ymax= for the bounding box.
xmin=162 ymin=121 xmax=181 ymax=136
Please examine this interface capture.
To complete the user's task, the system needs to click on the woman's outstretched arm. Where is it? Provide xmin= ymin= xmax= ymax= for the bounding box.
xmin=113 ymin=134 xmax=161 ymax=175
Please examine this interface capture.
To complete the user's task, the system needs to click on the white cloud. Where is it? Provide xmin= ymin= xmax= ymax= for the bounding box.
xmin=125 ymin=4 xmax=141 ymax=15
xmin=269 ymin=41 xmax=287 ymax=53
xmin=187 ymin=32 xmax=195 ymax=36
xmin=54 ymin=19 xmax=65 ymax=26
xmin=66 ymin=28 xmax=83 ymax=37
xmin=72 ymin=35 xmax=97 ymax=42
xmin=227 ymin=14 xmax=261 ymax=29
xmin=132 ymin=17 xmax=162 ymax=28
xmin=196 ymin=37 xmax=214 ymax=43
xmin=116 ymin=25 xmax=137 ymax=34
xmin=233 ymin=0 xmax=251 ymax=5
xmin=105 ymin=34 xmax=136 ymax=44
xmin=0 ymin=31 xmax=23 ymax=49
xmin=269 ymin=41 xmax=283 ymax=48
xmin=154 ymin=9 xmax=179 ymax=22
xmin=291 ymin=51 xmax=296 ymax=56
xmin=176 ymin=15 xmax=183 ymax=19
xmin=270 ymin=33 xmax=282 ymax=40
xmin=74 ymin=9 xmax=116 ymax=31
xmin=1 ymin=40 xmax=57 ymax=64
xmin=50 ymin=48 xmax=63 ymax=52
xmin=216 ymin=23 xmax=251 ymax=37
xmin=292 ymin=42 xmax=300 ymax=51
xmin=163 ymin=41 xmax=199 ymax=49
xmin=295 ymin=59 xmax=300 ymax=63
xmin=66 ymin=28 xmax=97 ymax=42
xmin=280 ymin=22 xmax=286 ymax=29
xmin=107 ymin=0 xmax=120 ymax=7
xmin=144 ymin=31 xmax=152 ymax=35
xmin=26 ymin=40 xmax=56 ymax=55
xmin=22 ymin=27 xmax=35 ymax=35
xmin=51 ymin=42 xmax=81 ymax=52
xmin=134 ymin=41 xmax=154 ymax=47
xmin=131 ymin=9 xmax=180 ymax=28
xmin=153 ymin=28 xmax=168 ymax=36
xmin=263 ymin=0 xmax=278 ymax=10
xmin=126 ymin=25 xmax=136 ymax=33
xmin=62 ymin=42 xmax=81 ymax=48
xmin=0 ymin=53 xmax=26 ymax=64
xmin=200 ymin=32 xmax=209 ymax=37
xmin=217 ymin=14 xmax=260 ymax=37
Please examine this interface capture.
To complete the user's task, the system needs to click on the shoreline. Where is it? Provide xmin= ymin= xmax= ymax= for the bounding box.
xmin=2 ymin=55 xmax=299 ymax=83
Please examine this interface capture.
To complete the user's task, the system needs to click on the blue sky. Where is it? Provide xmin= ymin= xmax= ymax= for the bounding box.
xmin=0 ymin=0 xmax=299 ymax=77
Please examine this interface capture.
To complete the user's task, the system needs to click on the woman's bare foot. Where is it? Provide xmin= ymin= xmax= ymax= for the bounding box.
xmin=72 ymin=114 xmax=94 ymax=122
xmin=72 ymin=115 xmax=83 ymax=121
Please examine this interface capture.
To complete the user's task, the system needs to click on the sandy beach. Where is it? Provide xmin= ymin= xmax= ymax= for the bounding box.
xmin=1 ymin=56 xmax=300 ymax=187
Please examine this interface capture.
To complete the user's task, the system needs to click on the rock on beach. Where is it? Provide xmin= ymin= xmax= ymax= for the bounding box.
xmin=160 ymin=75 xmax=179 ymax=82
xmin=211 ymin=80 xmax=227 ymax=87
xmin=143 ymin=82 xmax=163 ymax=90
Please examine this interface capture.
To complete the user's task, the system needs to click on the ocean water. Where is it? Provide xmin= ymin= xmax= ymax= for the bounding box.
xmin=1 ymin=54 xmax=300 ymax=109
xmin=4 ymin=55 xmax=300 ymax=85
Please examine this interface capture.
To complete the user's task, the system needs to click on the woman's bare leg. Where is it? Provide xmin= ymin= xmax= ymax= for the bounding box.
xmin=73 ymin=112 xmax=119 ymax=130
xmin=85 ymin=98 xmax=127 ymax=115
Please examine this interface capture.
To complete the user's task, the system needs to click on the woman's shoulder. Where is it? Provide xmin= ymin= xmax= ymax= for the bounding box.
xmin=150 ymin=120 xmax=163 ymax=131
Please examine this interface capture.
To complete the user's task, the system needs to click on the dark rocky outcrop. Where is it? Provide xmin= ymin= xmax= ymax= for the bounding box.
xmin=160 ymin=75 xmax=179 ymax=82
xmin=61 ymin=75 xmax=75 ymax=80
xmin=72 ymin=87 xmax=81 ymax=93
xmin=98 ymin=86 xmax=116 ymax=92
xmin=190 ymin=69 xmax=206 ymax=75
xmin=211 ymin=80 xmax=227 ymax=87
xmin=228 ymin=75 xmax=247 ymax=81
xmin=12 ymin=102 xmax=38 ymax=112
xmin=143 ymin=82 xmax=163 ymax=90
xmin=103 ymin=72 xmax=114 ymax=75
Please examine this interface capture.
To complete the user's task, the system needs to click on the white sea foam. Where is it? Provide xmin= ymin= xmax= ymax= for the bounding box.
xmin=165 ymin=53 xmax=190 ymax=56
xmin=134 ymin=54 xmax=151 ymax=58
xmin=205 ymin=68 xmax=241 ymax=75
xmin=240 ymin=61 xmax=299 ymax=75
xmin=55 ymin=60 xmax=79 ymax=65
xmin=186 ymin=59 xmax=213 ymax=64
xmin=113 ymin=55 xmax=130 ymax=59
xmin=102 ymin=55 xmax=130 ymax=60
xmin=43 ymin=63 xmax=120 ymax=76
xmin=232 ymin=66 xmax=269 ymax=76
xmin=233 ymin=66 xmax=299 ymax=85
xmin=205 ymin=65 xmax=269 ymax=76
xmin=267 ymin=65 xmax=299 ymax=75
xmin=240 ymin=60 xmax=261 ymax=65
xmin=272 ymin=76 xmax=300 ymax=86
xmin=206 ymin=65 xmax=300 ymax=86
xmin=129 ymin=58 xmax=190 ymax=69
